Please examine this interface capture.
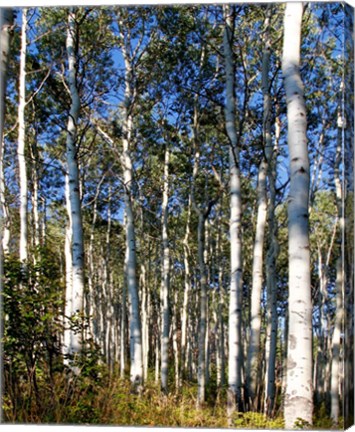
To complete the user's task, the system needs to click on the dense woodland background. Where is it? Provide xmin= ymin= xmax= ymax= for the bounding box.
xmin=0 ymin=2 xmax=354 ymax=428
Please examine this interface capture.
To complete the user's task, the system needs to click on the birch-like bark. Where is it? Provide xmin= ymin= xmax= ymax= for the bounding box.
xmin=283 ymin=3 xmax=313 ymax=427
xmin=119 ymin=23 xmax=143 ymax=388
xmin=141 ymin=263 xmax=149 ymax=381
xmin=331 ymin=100 xmax=345 ymax=424
xmin=196 ymin=211 xmax=208 ymax=407
xmin=246 ymin=10 xmax=272 ymax=408
xmin=330 ymin=258 xmax=343 ymax=424
xmin=63 ymin=172 xmax=73 ymax=365
xmin=0 ymin=8 xmax=13 ymax=255
xmin=181 ymin=195 xmax=192 ymax=373
xmin=120 ymin=246 xmax=127 ymax=379
xmin=65 ymin=9 xmax=84 ymax=366
xmin=18 ymin=8 xmax=28 ymax=264
xmin=264 ymin=113 xmax=280 ymax=416
xmin=223 ymin=4 xmax=243 ymax=415
xmin=161 ymin=145 xmax=170 ymax=392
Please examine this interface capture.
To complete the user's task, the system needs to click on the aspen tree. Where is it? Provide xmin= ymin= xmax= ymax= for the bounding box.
xmin=161 ymin=144 xmax=170 ymax=392
xmin=0 ymin=8 xmax=13 ymax=255
xmin=282 ymin=3 xmax=313 ymax=427
xmin=64 ymin=8 xmax=85 ymax=368
xmin=18 ymin=8 xmax=28 ymax=264
xmin=330 ymin=93 xmax=345 ymax=424
xmin=246 ymin=7 xmax=272 ymax=408
xmin=223 ymin=4 xmax=243 ymax=416
xmin=117 ymin=11 xmax=143 ymax=389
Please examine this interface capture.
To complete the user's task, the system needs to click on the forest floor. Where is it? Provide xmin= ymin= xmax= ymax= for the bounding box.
xmin=2 ymin=365 xmax=339 ymax=428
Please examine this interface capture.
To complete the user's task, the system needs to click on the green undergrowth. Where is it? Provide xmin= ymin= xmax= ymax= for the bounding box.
xmin=2 ymin=366 xmax=338 ymax=429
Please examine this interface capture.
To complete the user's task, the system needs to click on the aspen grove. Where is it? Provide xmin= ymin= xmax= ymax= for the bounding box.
xmin=1 ymin=3 xmax=354 ymax=428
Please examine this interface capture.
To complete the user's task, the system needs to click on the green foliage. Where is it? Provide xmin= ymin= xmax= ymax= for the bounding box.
xmin=233 ymin=411 xmax=284 ymax=429
xmin=293 ymin=417 xmax=312 ymax=430
xmin=2 ymin=252 xmax=64 ymax=418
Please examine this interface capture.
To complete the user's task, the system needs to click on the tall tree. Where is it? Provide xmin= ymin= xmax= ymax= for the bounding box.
xmin=160 ymin=143 xmax=170 ymax=393
xmin=0 ymin=8 xmax=13 ymax=255
xmin=17 ymin=7 xmax=28 ymax=264
xmin=223 ymin=4 xmax=243 ymax=416
xmin=246 ymin=7 xmax=272 ymax=409
xmin=63 ymin=8 xmax=85 ymax=370
xmin=117 ymin=9 xmax=143 ymax=390
xmin=282 ymin=3 xmax=313 ymax=428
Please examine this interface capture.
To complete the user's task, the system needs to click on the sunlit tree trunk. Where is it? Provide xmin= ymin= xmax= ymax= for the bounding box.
xmin=172 ymin=289 xmax=180 ymax=389
xmin=18 ymin=7 xmax=28 ymax=264
xmin=246 ymin=9 xmax=272 ymax=409
xmin=161 ymin=145 xmax=170 ymax=392
xmin=181 ymin=195 xmax=192 ymax=375
xmin=64 ymin=8 xmax=84 ymax=368
xmin=141 ymin=263 xmax=149 ymax=381
xmin=0 ymin=8 xmax=13 ymax=255
xmin=119 ymin=26 xmax=143 ymax=389
xmin=331 ymin=101 xmax=345 ymax=424
xmin=282 ymin=3 xmax=313 ymax=427
xmin=63 ymin=172 xmax=73 ymax=365
xmin=330 ymin=258 xmax=343 ymax=424
xmin=196 ymin=211 xmax=208 ymax=406
xmin=223 ymin=4 xmax=243 ymax=416
xmin=264 ymin=111 xmax=281 ymax=417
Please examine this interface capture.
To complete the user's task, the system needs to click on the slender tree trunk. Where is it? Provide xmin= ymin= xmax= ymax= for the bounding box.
xmin=161 ymin=145 xmax=170 ymax=392
xmin=246 ymin=158 xmax=267 ymax=408
xmin=122 ymin=80 xmax=143 ymax=392
xmin=247 ymin=9 xmax=272 ymax=409
xmin=330 ymin=258 xmax=343 ymax=424
xmin=196 ymin=212 xmax=208 ymax=407
xmin=120 ymin=257 xmax=127 ymax=379
xmin=0 ymin=8 xmax=13 ymax=256
xmin=18 ymin=8 xmax=28 ymax=264
xmin=181 ymin=195 xmax=192 ymax=375
xmin=264 ymin=112 xmax=281 ymax=417
xmin=223 ymin=4 xmax=243 ymax=416
xmin=63 ymin=172 xmax=73 ymax=365
xmin=331 ymin=102 xmax=345 ymax=424
xmin=65 ymin=9 xmax=85 ymax=367
xmin=172 ymin=289 xmax=180 ymax=389
xmin=282 ymin=3 xmax=313 ymax=427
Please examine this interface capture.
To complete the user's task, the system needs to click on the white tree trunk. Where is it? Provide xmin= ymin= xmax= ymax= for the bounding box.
xmin=117 ymin=14 xmax=143 ymax=390
xmin=330 ymin=258 xmax=343 ymax=424
xmin=120 ymin=259 xmax=127 ymax=379
xmin=181 ymin=195 xmax=192 ymax=374
xmin=223 ymin=4 xmax=243 ymax=416
xmin=264 ymin=110 xmax=281 ymax=416
xmin=247 ymin=10 xmax=271 ymax=407
xmin=0 ymin=8 xmax=13 ymax=255
xmin=122 ymin=87 xmax=143 ymax=392
xmin=246 ymin=159 xmax=267 ymax=406
xmin=197 ymin=212 xmax=208 ymax=407
xmin=63 ymin=172 xmax=73 ymax=365
xmin=331 ymin=104 xmax=345 ymax=424
xmin=283 ymin=3 xmax=313 ymax=428
xmin=65 ymin=8 xmax=85 ymax=366
xmin=18 ymin=8 xmax=28 ymax=264
xmin=161 ymin=145 xmax=170 ymax=392
xmin=172 ymin=289 xmax=180 ymax=389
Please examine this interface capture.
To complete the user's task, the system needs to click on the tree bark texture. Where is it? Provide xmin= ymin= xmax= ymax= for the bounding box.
xmin=283 ymin=3 xmax=313 ymax=428
xmin=161 ymin=145 xmax=170 ymax=392
xmin=65 ymin=8 xmax=85 ymax=365
xmin=0 ymin=8 xmax=13 ymax=255
xmin=223 ymin=4 xmax=243 ymax=416
xmin=18 ymin=8 xmax=28 ymax=263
